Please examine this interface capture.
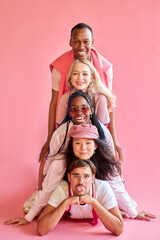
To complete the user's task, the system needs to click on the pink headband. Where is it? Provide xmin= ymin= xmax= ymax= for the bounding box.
xmin=69 ymin=124 xmax=99 ymax=139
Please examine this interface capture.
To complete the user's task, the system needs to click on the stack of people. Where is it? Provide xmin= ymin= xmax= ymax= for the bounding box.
xmin=5 ymin=23 xmax=155 ymax=236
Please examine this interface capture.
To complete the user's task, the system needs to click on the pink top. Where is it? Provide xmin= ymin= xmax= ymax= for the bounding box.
xmin=57 ymin=91 xmax=110 ymax=126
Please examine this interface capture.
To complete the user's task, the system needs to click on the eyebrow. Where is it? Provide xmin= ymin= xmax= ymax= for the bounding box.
xmin=70 ymin=104 xmax=88 ymax=107
xmin=72 ymin=70 xmax=89 ymax=73
xmin=72 ymin=37 xmax=90 ymax=40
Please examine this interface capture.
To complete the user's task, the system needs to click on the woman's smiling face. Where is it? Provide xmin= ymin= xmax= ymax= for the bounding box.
xmin=70 ymin=62 xmax=92 ymax=92
xmin=72 ymin=138 xmax=97 ymax=160
xmin=69 ymin=96 xmax=93 ymax=125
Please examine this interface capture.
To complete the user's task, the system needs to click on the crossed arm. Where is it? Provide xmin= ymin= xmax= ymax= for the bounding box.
xmin=37 ymin=194 xmax=123 ymax=236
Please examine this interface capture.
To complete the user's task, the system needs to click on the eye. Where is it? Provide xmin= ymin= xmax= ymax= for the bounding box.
xmin=73 ymin=41 xmax=79 ymax=44
xmin=84 ymin=174 xmax=90 ymax=179
xmin=82 ymin=105 xmax=88 ymax=109
xmin=73 ymin=174 xmax=80 ymax=179
xmin=81 ymin=105 xmax=89 ymax=113
xmin=69 ymin=106 xmax=78 ymax=113
xmin=72 ymin=72 xmax=78 ymax=75
xmin=83 ymin=73 xmax=88 ymax=76
xmin=84 ymin=41 xmax=90 ymax=44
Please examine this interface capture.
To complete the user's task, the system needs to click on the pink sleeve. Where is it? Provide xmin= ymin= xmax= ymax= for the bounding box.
xmin=51 ymin=67 xmax=61 ymax=91
xmin=94 ymin=94 xmax=110 ymax=125
xmin=56 ymin=92 xmax=70 ymax=125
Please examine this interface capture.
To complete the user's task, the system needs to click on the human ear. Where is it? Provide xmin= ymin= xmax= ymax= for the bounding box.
xmin=69 ymin=39 xmax=72 ymax=47
xmin=91 ymin=108 xmax=94 ymax=114
xmin=94 ymin=142 xmax=98 ymax=150
xmin=92 ymin=174 xmax=95 ymax=183
xmin=91 ymin=39 xmax=95 ymax=46
xmin=68 ymin=173 xmax=71 ymax=182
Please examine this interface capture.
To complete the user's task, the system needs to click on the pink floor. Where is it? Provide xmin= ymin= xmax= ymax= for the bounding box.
xmin=1 ymin=1 xmax=160 ymax=239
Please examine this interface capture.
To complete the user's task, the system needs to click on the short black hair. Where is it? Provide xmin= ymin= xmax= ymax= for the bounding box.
xmin=71 ymin=23 xmax=93 ymax=37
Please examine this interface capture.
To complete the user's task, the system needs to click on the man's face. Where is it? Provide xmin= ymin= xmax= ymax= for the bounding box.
xmin=70 ymin=28 xmax=94 ymax=61
xmin=68 ymin=166 xmax=95 ymax=196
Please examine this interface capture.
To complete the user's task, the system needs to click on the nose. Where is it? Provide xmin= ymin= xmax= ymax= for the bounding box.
xmin=78 ymin=176 xmax=84 ymax=184
xmin=78 ymin=73 xmax=83 ymax=80
xmin=81 ymin=143 xmax=86 ymax=150
xmin=79 ymin=41 xmax=84 ymax=49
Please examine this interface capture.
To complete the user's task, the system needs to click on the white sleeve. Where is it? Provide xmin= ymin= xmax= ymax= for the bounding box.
xmin=48 ymin=181 xmax=68 ymax=207
xmin=49 ymin=123 xmax=68 ymax=156
xmin=108 ymin=175 xmax=138 ymax=218
xmin=100 ymin=123 xmax=115 ymax=153
xmin=100 ymin=123 xmax=138 ymax=218
xmin=95 ymin=180 xmax=117 ymax=210
xmin=25 ymin=159 xmax=66 ymax=222
xmin=51 ymin=67 xmax=61 ymax=91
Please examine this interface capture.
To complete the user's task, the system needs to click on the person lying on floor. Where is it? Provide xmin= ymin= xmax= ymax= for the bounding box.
xmin=37 ymin=159 xmax=123 ymax=236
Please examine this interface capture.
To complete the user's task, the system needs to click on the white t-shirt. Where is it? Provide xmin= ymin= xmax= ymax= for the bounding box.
xmin=48 ymin=178 xmax=117 ymax=219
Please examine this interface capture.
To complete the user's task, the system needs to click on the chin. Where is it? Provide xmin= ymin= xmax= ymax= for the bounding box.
xmin=79 ymin=156 xmax=89 ymax=160
xmin=74 ymin=191 xmax=86 ymax=196
xmin=78 ymin=192 xmax=86 ymax=196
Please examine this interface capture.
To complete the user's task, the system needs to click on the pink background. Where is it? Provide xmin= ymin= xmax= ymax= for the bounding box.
xmin=0 ymin=0 xmax=160 ymax=239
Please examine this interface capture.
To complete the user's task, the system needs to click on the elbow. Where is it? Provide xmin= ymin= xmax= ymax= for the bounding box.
xmin=113 ymin=229 xmax=123 ymax=237
xmin=37 ymin=219 xmax=55 ymax=236
xmin=37 ymin=230 xmax=45 ymax=237
xmin=37 ymin=220 xmax=48 ymax=236
xmin=112 ymin=222 xmax=123 ymax=236
xmin=37 ymin=227 xmax=46 ymax=237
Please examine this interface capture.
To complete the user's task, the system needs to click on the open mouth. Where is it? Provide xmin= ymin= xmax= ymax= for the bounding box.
xmin=77 ymin=51 xmax=87 ymax=57
xmin=75 ymin=116 xmax=85 ymax=121
xmin=76 ymin=81 xmax=85 ymax=86
xmin=76 ymin=185 xmax=86 ymax=192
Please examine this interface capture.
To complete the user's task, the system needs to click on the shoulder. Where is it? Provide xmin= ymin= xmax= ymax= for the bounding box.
xmin=55 ymin=122 xmax=68 ymax=134
xmin=59 ymin=91 xmax=71 ymax=102
xmin=93 ymin=179 xmax=117 ymax=204
xmin=48 ymin=180 xmax=68 ymax=206
xmin=57 ymin=180 xmax=68 ymax=191
xmin=94 ymin=178 xmax=111 ymax=191
xmin=94 ymin=94 xmax=108 ymax=102
xmin=55 ymin=121 xmax=73 ymax=138
xmin=91 ymin=48 xmax=112 ymax=70
xmin=50 ymin=50 xmax=74 ymax=73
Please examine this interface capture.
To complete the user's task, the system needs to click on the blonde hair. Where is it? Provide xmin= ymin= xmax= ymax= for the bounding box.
xmin=67 ymin=59 xmax=116 ymax=111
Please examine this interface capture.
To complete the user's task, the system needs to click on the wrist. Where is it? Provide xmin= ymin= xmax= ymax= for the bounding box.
xmin=90 ymin=197 xmax=98 ymax=207
xmin=63 ymin=198 xmax=72 ymax=208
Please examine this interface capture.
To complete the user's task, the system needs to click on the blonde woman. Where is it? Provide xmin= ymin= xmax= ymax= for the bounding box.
xmin=56 ymin=59 xmax=116 ymax=127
